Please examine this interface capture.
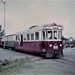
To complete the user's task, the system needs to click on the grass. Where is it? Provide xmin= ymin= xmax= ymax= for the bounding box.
xmin=0 ymin=57 xmax=32 ymax=74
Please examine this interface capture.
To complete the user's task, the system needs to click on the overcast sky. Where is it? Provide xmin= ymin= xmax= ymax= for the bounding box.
xmin=0 ymin=0 xmax=75 ymax=38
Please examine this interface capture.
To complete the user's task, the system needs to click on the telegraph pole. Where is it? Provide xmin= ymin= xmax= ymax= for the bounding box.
xmin=1 ymin=0 xmax=6 ymax=50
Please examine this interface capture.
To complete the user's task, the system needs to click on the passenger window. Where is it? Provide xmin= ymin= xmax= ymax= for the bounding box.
xmin=47 ymin=31 xmax=52 ymax=39
xmin=18 ymin=35 xmax=20 ymax=40
xmin=27 ymin=34 xmax=30 ymax=40
xmin=16 ymin=36 xmax=18 ymax=40
xmin=31 ymin=34 xmax=34 ymax=40
xmin=16 ymin=36 xmax=17 ymax=40
xmin=35 ymin=32 xmax=39 ymax=40
xmin=23 ymin=35 xmax=26 ymax=40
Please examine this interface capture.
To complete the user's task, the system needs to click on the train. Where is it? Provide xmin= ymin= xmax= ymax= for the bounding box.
xmin=0 ymin=23 xmax=64 ymax=58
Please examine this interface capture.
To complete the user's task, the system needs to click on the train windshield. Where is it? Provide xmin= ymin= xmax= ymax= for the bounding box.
xmin=58 ymin=31 xmax=62 ymax=39
xmin=53 ymin=31 xmax=57 ymax=39
xmin=47 ymin=31 xmax=52 ymax=39
xmin=46 ymin=30 xmax=62 ymax=40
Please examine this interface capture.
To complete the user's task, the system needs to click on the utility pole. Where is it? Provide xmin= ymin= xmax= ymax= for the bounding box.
xmin=1 ymin=0 xmax=6 ymax=50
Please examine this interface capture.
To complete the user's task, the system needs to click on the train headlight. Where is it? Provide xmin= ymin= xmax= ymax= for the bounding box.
xmin=49 ymin=44 xmax=52 ymax=47
xmin=60 ymin=44 xmax=62 ymax=47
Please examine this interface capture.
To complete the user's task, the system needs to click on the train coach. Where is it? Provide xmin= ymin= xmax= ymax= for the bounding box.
xmin=0 ymin=23 xmax=64 ymax=58
xmin=15 ymin=23 xmax=64 ymax=58
xmin=0 ymin=34 xmax=15 ymax=49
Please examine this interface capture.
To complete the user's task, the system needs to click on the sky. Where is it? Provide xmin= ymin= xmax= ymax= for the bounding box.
xmin=0 ymin=0 xmax=75 ymax=39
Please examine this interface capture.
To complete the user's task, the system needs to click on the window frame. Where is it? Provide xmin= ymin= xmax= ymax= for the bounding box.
xmin=46 ymin=30 xmax=52 ymax=40
xmin=35 ymin=32 xmax=39 ymax=40
xmin=53 ymin=31 xmax=58 ymax=39
xmin=23 ymin=34 xmax=26 ymax=41
xmin=27 ymin=34 xmax=30 ymax=40
xmin=31 ymin=33 xmax=34 ymax=40
xmin=42 ymin=31 xmax=46 ymax=40
xmin=58 ymin=30 xmax=62 ymax=39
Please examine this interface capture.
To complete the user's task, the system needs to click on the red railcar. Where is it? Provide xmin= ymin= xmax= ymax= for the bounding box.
xmin=15 ymin=23 xmax=64 ymax=58
xmin=0 ymin=41 xmax=3 ymax=47
xmin=0 ymin=36 xmax=4 ymax=48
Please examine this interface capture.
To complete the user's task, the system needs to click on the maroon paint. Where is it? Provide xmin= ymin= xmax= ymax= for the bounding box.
xmin=15 ymin=41 xmax=63 ymax=53
xmin=45 ymin=41 xmax=63 ymax=52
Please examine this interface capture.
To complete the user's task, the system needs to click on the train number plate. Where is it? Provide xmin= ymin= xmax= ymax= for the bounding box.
xmin=53 ymin=46 xmax=58 ymax=49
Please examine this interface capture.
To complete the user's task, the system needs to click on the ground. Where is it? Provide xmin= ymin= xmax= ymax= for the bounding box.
xmin=0 ymin=48 xmax=75 ymax=75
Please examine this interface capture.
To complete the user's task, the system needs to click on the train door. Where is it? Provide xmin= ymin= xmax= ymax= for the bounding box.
xmin=42 ymin=31 xmax=46 ymax=52
xmin=20 ymin=35 xmax=23 ymax=47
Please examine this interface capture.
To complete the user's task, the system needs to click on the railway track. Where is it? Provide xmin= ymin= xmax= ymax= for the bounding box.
xmin=0 ymin=51 xmax=75 ymax=72
xmin=31 ymin=53 xmax=75 ymax=66
xmin=52 ymin=56 xmax=75 ymax=66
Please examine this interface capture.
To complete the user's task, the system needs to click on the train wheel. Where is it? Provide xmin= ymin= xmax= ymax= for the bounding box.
xmin=45 ymin=52 xmax=53 ymax=58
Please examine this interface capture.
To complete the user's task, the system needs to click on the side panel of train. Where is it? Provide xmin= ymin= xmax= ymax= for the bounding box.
xmin=15 ymin=31 xmax=43 ymax=53
xmin=0 ymin=41 xmax=3 ymax=47
xmin=0 ymin=37 xmax=4 ymax=47
xmin=15 ymin=41 xmax=43 ymax=53
xmin=15 ymin=29 xmax=63 ymax=58
xmin=1 ymin=34 xmax=15 ymax=49
xmin=5 ymin=41 xmax=15 ymax=49
xmin=15 ymin=40 xmax=63 ymax=58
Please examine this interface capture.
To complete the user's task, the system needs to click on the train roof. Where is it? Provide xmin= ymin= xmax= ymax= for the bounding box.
xmin=1 ymin=34 xmax=15 ymax=37
xmin=15 ymin=29 xmax=27 ymax=35
xmin=15 ymin=23 xmax=63 ymax=35
xmin=43 ymin=23 xmax=63 ymax=27
xmin=5 ymin=34 xmax=15 ymax=36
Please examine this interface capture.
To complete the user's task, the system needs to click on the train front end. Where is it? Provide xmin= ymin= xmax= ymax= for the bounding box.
xmin=42 ymin=23 xmax=63 ymax=58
